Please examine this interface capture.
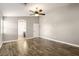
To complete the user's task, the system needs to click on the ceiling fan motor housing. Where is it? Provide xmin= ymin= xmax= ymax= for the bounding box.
xmin=35 ymin=11 xmax=39 ymax=14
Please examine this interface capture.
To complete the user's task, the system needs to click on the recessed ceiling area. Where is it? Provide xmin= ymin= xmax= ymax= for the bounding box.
xmin=0 ymin=3 xmax=69 ymax=16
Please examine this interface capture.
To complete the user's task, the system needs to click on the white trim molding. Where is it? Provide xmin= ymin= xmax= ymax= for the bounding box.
xmin=3 ymin=37 xmax=39 ymax=43
xmin=40 ymin=36 xmax=79 ymax=48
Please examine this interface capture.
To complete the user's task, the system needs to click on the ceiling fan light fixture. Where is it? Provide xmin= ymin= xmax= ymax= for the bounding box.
xmin=35 ymin=14 xmax=39 ymax=16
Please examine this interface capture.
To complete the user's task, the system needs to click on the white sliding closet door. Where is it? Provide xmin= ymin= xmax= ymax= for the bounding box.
xmin=4 ymin=17 xmax=18 ymax=41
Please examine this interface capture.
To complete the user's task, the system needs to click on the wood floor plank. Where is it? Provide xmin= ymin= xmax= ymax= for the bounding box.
xmin=0 ymin=37 xmax=79 ymax=56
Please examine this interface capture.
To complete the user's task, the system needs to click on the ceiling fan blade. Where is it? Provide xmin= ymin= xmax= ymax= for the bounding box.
xmin=39 ymin=13 xmax=45 ymax=15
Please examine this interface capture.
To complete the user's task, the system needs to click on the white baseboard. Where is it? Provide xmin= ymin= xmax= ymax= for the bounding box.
xmin=3 ymin=37 xmax=39 ymax=43
xmin=40 ymin=36 xmax=79 ymax=48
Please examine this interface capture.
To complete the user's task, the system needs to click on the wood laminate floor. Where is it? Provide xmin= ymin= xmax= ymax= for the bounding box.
xmin=0 ymin=37 xmax=79 ymax=56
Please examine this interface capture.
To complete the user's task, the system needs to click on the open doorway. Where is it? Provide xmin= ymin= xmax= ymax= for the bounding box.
xmin=18 ymin=19 xmax=26 ymax=39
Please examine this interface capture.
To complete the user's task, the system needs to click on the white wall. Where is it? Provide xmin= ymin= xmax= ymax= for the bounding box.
xmin=40 ymin=4 xmax=79 ymax=46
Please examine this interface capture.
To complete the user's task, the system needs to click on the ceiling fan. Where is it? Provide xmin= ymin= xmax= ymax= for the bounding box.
xmin=29 ymin=8 xmax=45 ymax=16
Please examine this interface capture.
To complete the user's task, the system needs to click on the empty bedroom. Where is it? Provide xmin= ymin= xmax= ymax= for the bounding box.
xmin=0 ymin=3 xmax=79 ymax=56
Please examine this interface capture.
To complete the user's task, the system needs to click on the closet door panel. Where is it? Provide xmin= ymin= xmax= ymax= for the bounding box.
xmin=3 ymin=17 xmax=18 ymax=41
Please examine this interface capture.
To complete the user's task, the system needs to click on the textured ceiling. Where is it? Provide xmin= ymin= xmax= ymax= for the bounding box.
xmin=0 ymin=3 xmax=69 ymax=16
